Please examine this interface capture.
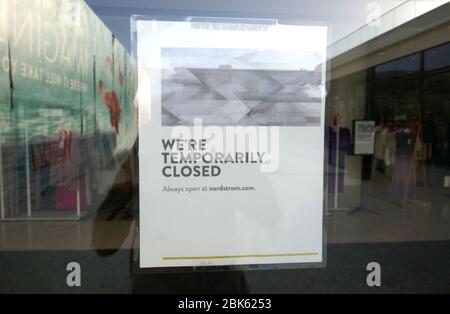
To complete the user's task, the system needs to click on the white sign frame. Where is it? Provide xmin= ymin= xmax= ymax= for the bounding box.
xmin=132 ymin=15 xmax=328 ymax=272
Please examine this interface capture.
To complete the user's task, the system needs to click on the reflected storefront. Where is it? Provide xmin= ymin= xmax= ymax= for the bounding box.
xmin=0 ymin=0 xmax=449 ymax=294
xmin=327 ymin=40 xmax=450 ymax=245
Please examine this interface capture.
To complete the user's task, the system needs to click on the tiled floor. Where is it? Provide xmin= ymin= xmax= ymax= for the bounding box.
xmin=0 ymin=220 xmax=135 ymax=251
xmin=1 ymin=181 xmax=449 ymax=251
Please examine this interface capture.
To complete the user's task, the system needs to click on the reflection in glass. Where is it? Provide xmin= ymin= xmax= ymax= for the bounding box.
xmin=425 ymin=42 xmax=450 ymax=71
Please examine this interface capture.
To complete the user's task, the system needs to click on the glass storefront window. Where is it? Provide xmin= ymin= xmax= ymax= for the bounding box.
xmin=423 ymin=72 xmax=450 ymax=167
xmin=425 ymin=42 xmax=450 ymax=71
xmin=0 ymin=0 xmax=449 ymax=295
xmin=375 ymin=53 xmax=420 ymax=80
xmin=375 ymin=60 xmax=395 ymax=80
xmin=395 ymin=53 xmax=420 ymax=77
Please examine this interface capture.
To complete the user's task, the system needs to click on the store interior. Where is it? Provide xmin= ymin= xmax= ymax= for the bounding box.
xmin=0 ymin=0 xmax=449 ymax=293
xmin=0 ymin=0 xmax=449 ymax=249
xmin=326 ymin=15 xmax=450 ymax=244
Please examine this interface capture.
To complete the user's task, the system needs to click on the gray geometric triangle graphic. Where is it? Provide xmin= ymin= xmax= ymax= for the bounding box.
xmin=161 ymin=49 xmax=323 ymax=126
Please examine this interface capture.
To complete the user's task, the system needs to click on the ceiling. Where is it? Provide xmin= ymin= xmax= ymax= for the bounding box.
xmin=85 ymin=0 xmax=407 ymax=51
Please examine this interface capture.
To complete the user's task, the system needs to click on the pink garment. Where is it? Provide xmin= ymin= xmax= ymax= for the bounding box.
xmin=49 ymin=130 xmax=87 ymax=211
xmin=55 ymin=176 xmax=87 ymax=211
xmin=49 ymin=131 xmax=76 ymax=187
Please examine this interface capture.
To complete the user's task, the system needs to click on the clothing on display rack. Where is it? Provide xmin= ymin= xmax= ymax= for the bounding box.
xmin=374 ymin=126 xmax=387 ymax=160
xmin=395 ymin=130 xmax=416 ymax=155
xmin=374 ymin=126 xmax=387 ymax=173
xmin=374 ymin=125 xmax=396 ymax=170
xmin=1 ymin=144 xmax=20 ymax=218
xmin=31 ymin=159 xmax=53 ymax=212
xmin=26 ymin=130 xmax=89 ymax=214
xmin=391 ymin=129 xmax=417 ymax=200
xmin=368 ymin=124 xmax=396 ymax=200
xmin=31 ymin=141 xmax=50 ymax=171
xmin=55 ymin=176 xmax=87 ymax=211
xmin=17 ymin=144 xmax=28 ymax=214
xmin=384 ymin=132 xmax=396 ymax=167
xmin=48 ymin=130 xmax=76 ymax=188
xmin=30 ymin=135 xmax=53 ymax=211
xmin=328 ymin=125 xmax=352 ymax=193
xmin=50 ymin=130 xmax=88 ymax=211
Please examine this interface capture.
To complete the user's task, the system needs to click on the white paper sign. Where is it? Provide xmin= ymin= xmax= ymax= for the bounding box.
xmin=354 ymin=120 xmax=376 ymax=155
xmin=135 ymin=18 xmax=327 ymax=268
